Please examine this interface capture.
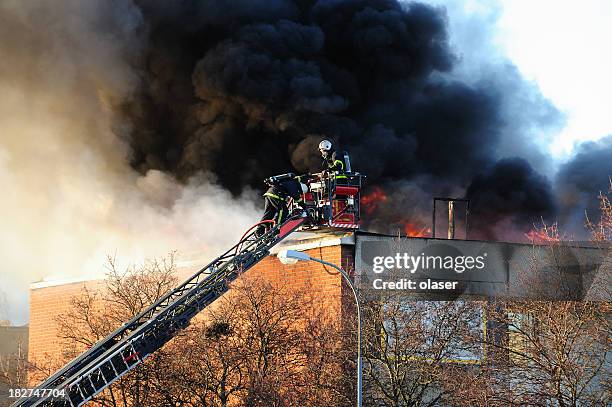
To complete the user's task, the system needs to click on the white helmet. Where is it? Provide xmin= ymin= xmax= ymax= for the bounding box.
xmin=318 ymin=139 xmax=333 ymax=152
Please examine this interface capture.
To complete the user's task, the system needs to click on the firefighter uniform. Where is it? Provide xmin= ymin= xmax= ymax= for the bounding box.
xmin=323 ymin=150 xmax=348 ymax=182
xmin=257 ymin=176 xmax=303 ymax=236
xmin=261 ymin=188 xmax=289 ymax=228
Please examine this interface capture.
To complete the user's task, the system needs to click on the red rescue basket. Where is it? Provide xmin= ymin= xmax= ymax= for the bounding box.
xmin=292 ymin=172 xmax=366 ymax=230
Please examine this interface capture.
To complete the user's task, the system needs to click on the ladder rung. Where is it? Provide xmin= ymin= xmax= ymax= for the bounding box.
xmin=67 ymin=383 xmax=85 ymax=406
xmin=101 ymin=360 xmax=116 ymax=382
xmin=78 ymin=378 xmax=95 ymax=399
xmin=89 ymin=369 xmax=105 ymax=391
xmin=112 ymin=353 xmax=129 ymax=373
xmin=65 ymin=393 xmax=76 ymax=407
xmin=98 ymin=367 xmax=108 ymax=384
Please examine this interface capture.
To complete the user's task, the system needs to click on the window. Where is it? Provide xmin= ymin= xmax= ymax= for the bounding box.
xmin=380 ymin=300 xmax=486 ymax=364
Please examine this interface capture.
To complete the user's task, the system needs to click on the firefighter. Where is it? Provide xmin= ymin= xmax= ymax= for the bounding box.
xmin=318 ymin=139 xmax=349 ymax=182
xmin=256 ymin=173 xmax=306 ymax=237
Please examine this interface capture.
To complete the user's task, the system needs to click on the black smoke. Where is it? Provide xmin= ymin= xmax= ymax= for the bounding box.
xmin=556 ymin=135 xmax=612 ymax=236
xmin=115 ymin=0 xmax=564 ymax=240
xmin=466 ymin=158 xmax=557 ymax=240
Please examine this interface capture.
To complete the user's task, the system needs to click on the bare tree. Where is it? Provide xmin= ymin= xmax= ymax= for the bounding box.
xmin=586 ymin=177 xmax=612 ymax=242
xmin=190 ymin=275 xmax=350 ymax=407
xmin=480 ymin=299 xmax=610 ymax=406
xmin=479 ymin=184 xmax=612 ymax=407
xmin=31 ymin=254 xmax=350 ymax=406
xmin=360 ymin=183 xmax=611 ymax=406
xmin=29 ymin=253 xmax=180 ymax=407
xmin=0 ymin=339 xmax=28 ymax=388
xmin=362 ymin=295 xmax=486 ymax=406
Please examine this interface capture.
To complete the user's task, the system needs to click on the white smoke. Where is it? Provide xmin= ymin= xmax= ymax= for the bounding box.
xmin=0 ymin=0 xmax=260 ymax=325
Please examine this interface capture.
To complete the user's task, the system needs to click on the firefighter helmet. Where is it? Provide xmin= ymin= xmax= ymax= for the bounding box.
xmin=318 ymin=139 xmax=333 ymax=152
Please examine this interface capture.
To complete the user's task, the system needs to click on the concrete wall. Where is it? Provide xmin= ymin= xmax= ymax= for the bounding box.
xmin=355 ymin=232 xmax=610 ymax=301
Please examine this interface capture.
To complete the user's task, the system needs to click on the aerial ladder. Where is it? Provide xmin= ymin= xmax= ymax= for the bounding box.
xmin=13 ymin=171 xmax=365 ymax=407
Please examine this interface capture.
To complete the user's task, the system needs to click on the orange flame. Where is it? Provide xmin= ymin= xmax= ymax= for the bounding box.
xmin=402 ymin=221 xmax=431 ymax=237
xmin=525 ymin=221 xmax=561 ymax=243
xmin=361 ymin=187 xmax=387 ymax=215
xmin=525 ymin=227 xmax=559 ymax=244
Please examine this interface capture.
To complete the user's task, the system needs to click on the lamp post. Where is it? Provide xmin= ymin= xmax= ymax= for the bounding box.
xmin=277 ymin=249 xmax=363 ymax=407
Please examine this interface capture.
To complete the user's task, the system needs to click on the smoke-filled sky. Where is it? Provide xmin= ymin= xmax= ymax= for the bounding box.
xmin=0 ymin=0 xmax=610 ymax=324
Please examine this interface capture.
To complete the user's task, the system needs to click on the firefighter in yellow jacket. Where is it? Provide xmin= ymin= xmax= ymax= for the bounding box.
xmin=318 ymin=139 xmax=349 ymax=182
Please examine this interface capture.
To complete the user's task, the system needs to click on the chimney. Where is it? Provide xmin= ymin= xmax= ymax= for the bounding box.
xmin=432 ymin=198 xmax=470 ymax=239
xmin=448 ymin=200 xmax=455 ymax=239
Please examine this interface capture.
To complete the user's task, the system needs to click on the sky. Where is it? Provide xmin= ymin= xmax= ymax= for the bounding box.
xmin=431 ymin=0 xmax=612 ymax=158
xmin=1 ymin=0 xmax=611 ymax=326
xmin=499 ymin=0 xmax=612 ymax=157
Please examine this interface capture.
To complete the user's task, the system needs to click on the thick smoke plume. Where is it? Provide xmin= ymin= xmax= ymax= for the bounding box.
xmin=556 ymin=135 xmax=612 ymax=237
xmin=1 ymin=0 xmax=608 ymax=324
xmin=466 ymin=159 xmax=557 ymax=241
xmin=0 ymin=0 xmax=259 ymax=324
xmin=119 ymin=0 xmax=563 ymax=238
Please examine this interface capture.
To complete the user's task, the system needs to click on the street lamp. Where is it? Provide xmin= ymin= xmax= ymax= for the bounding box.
xmin=277 ymin=249 xmax=363 ymax=407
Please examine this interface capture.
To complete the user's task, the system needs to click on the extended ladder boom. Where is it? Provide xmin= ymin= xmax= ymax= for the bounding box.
xmin=14 ymin=215 xmax=307 ymax=407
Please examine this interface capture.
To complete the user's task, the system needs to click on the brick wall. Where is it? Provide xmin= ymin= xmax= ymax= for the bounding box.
xmin=28 ymin=279 xmax=103 ymax=374
xmin=27 ymin=243 xmax=356 ymax=385
xmin=251 ymin=244 xmax=352 ymax=317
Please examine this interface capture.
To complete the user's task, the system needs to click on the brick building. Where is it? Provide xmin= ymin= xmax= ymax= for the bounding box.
xmin=28 ymin=231 xmax=356 ymax=381
xmin=26 ymin=230 xmax=608 ymax=403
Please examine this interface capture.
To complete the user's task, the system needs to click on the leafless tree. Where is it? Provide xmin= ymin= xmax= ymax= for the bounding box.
xmin=30 ymin=254 xmax=351 ymax=406
xmin=188 ymin=275 xmax=351 ymax=407
xmin=28 ymin=253 xmax=180 ymax=406
xmin=362 ymin=294 xmax=486 ymax=406
xmin=586 ymin=177 xmax=612 ymax=242
xmin=478 ymin=183 xmax=612 ymax=407
xmin=0 ymin=339 xmax=28 ymax=388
